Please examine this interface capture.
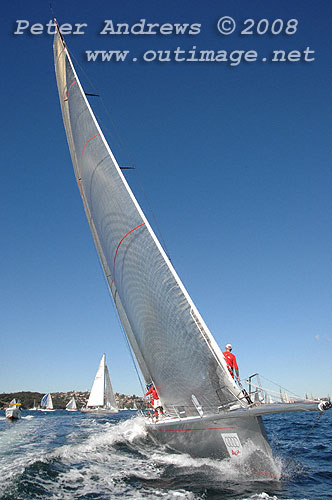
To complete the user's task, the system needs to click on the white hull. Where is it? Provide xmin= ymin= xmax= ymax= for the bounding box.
xmin=81 ymin=407 xmax=118 ymax=414
xmin=5 ymin=408 xmax=21 ymax=420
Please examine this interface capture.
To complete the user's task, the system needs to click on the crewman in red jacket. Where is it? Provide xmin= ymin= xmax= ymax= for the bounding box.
xmin=145 ymin=384 xmax=158 ymax=405
xmin=145 ymin=383 xmax=163 ymax=420
xmin=223 ymin=344 xmax=240 ymax=381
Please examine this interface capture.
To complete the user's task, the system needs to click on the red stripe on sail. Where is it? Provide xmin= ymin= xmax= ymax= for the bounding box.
xmin=113 ymin=223 xmax=146 ymax=272
xmin=63 ymin=80 xmax=77 ymax=102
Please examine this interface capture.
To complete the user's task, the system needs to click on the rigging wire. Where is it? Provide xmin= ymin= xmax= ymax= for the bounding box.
xmin=259 ymin=374 xmax=303 ymax=400
xmin=112 ymin=300 xmax=146 ymax=396
xmin=49 ymin=1 xmax=55 ymax=19
xmin=95 ymin=255 xmax=146 ymax=397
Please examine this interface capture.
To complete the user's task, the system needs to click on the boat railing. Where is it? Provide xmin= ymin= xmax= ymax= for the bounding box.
xmin=146 ymin=396 xmax=250 ymax=420
xmin=144 ymin=373 xmax=308 ymax=422
xmin=247 ymin=373 xmax=262 ymax=396
xmin=245 ymin=373 xmax=307 ymax=405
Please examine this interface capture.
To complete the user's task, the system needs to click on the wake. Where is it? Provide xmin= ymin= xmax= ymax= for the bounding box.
xmin=0 ymin=414 xmax=288 ymax=500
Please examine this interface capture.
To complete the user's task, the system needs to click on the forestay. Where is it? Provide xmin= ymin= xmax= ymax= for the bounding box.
xmin=53 ymin=26 xmax=244 ymax=416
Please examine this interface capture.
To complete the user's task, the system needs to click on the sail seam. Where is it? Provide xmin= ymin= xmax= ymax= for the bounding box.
xmin=113 ymin=223 xmax=146 ymax=272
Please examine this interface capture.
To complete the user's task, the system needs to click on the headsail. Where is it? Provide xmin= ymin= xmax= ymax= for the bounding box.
xmin=41 ymin=393 xmax=53 ymax=409
xmin=53 ymin=25 xmax=244 ymax=416
xmin=105 ymin=365 xmax=117 ymax=409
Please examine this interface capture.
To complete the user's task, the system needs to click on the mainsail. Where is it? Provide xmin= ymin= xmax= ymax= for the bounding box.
xmin=53 ymin=26 xmax=244 ymax=416
xmin=87 ymin=355 xmax=105 ymax=407
xmin=87 ymin=353 xmax=117 ymax=409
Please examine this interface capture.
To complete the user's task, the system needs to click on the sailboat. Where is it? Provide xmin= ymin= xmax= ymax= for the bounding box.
xmin=40 ymin=393 xmax=54 ymax=412
xmin=5 ymin=399 xmax=21 ymax=420
xmin=29 ymin=400 xmax=38 ymax=411
xmin=53 ymin=22 xmax=331 ymax=476
xmin=66 ymin=396 xmax=77 ymax=412
xmin=81 ymin=354 xmax=118 ymax=413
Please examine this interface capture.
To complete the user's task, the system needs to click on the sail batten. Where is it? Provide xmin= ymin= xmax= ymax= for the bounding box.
xmin=54 ymin=28 xmax=243 ymax=415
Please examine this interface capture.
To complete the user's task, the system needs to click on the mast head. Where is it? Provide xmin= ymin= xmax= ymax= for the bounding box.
xmin=54 ymin=18 xmax=67 ymax=48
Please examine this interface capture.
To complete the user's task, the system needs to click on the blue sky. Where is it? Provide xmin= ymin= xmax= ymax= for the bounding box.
xmin=1 ymin=0 xmax=331 ymax=399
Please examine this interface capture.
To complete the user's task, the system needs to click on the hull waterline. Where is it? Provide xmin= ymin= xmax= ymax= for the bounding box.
xmin=146 ymin=401 xmax=328 ymax=478
xmin=146 ymin=411 xmax=279 ymax=478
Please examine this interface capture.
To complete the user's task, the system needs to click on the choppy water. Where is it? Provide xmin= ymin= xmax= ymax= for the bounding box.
xmin=0 ymin=409 xmax=331 ymax=499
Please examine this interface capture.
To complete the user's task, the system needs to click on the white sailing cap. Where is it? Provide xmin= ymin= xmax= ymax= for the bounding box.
xmin=226 ymin=344 xmax=232 ymax=349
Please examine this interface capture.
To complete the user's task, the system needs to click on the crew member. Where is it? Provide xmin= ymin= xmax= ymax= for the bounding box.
xmin=145 ymin=383 xmax=163 ymax=421
xmin=223 ymin=344 xmax=240 ymax=381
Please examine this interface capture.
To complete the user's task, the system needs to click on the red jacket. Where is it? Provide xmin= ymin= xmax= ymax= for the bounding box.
xmin=145 ymin=385 xmax=159 ymax=404
xmin=223 ymin=351 xmax=239 ymax=378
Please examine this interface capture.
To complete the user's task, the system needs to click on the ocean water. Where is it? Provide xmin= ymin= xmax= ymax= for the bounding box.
xmin=0 ymin=409 xmax=331 ymax=500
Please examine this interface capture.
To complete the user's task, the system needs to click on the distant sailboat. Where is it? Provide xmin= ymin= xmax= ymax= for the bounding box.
xmin=29 ymin=400 xmax=38 ymax=410
xmin=81 ymin=354 xmax=118 ymax=413
xmin=5 ymin=399 xmax=21 ymax=420
xmin=66 ymin=396 xmax=77 ymax=412
xmin=40 ymin=393 xmax=54 ymax=411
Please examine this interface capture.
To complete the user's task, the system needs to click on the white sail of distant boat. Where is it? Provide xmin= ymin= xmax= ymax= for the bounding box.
xmin=53 ymin=22 xmax=332 ymax=476
xmin=29 ymin=399 xmax=38 ymax=410
xmin=40 ymin=393 xmax=54 ymax=411
xmin=82 ymin=354 xmax=118 ymax=413
xmin=279 ymin=388 xmax=284 ymax=403
xmin=66 ymin=396 xmax=77 ymax=411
